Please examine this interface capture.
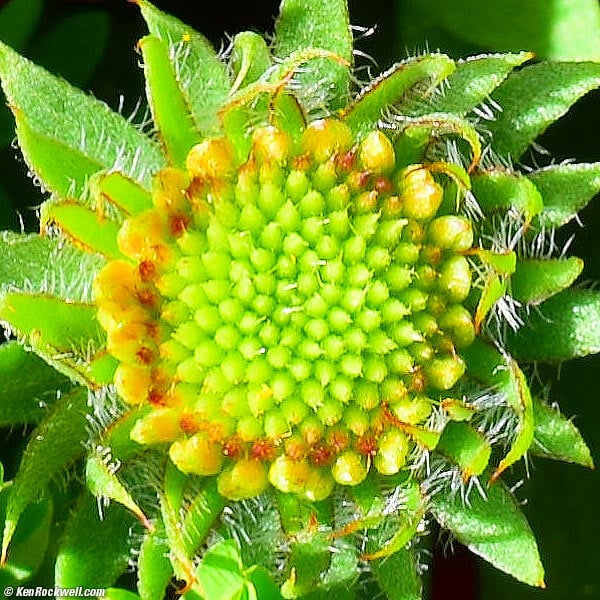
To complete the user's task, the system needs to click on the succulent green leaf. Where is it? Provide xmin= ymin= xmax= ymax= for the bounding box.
xmin=511 ymin=257 xmax=584 ymax=305
xmin=137 ymin=520 xmax=173 ymax=600
xmin=41 ymin=200 xmax=123 ymax=259
xmin=371 ymin=547 xmax=421 ymax=600
xmin=342 ymin=55 xmax=456 ymax=137
xmin=91 ymin=171 xmax=153 ymax=217
xmin=437 ymin=421 xmax=492 ymax=479
xmin=506 ymin=289 xmax=600 ymax=361
xmin=531 ymin=397 xmax=594 ymax=468
xmin=0 ymin=387 xmax=88 ymax=564
xmin=274 ymin=0 xmax=352 ymax=110
xmin=196 ymin=540 xmax=245 ymax=600
xmin=0 ymin=493 xmax=52 ymax=586
xmin=0 ymin=292 xmax=105 ymax=385
xmin=471 ymin=170 xmax=543 ymax=220
xmin=430 ymin=479 xmax=545 ymax=587
xmin=529 ymin=162 xmax=600 ymax=229
xmin=462 ymin=340 xmax=534 ymax=481
xmin=488 ymin=62 xmax=600 ymax=159
xmin=29 ymin=11 xmax=109 ymax=87
xmin=0 ymin=341 xmax=72 ymax=426
xmin=86 ymin=456 xmax=152 ymax=530
xmin=137 ymin=0 xmax=231 ymax=137
xmin=139 ymin=35 xmax=200 ymax=167
xmin=0 ymin=231 xmax=105 ymax=303
xmin=413 ymin=52 xmax=533 ymax=117
xmin=55 ymin=492 xmax=136 ymax=588
xmin=0 ymin=40 xmax=165 ymax=189
xmin=230 ymin=31 xmax=272 ymax=92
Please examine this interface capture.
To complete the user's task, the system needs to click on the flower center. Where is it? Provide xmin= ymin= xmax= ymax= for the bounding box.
xmin=94 ymin=119 xmax=475 ymax=501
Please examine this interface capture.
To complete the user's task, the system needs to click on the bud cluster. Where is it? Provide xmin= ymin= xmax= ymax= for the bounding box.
xmin=94 ymin=119 xmax=475 ymax=500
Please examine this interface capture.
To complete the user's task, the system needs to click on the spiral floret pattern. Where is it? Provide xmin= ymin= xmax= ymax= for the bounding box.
xmin=94 ymin=119 xmax=476 ymax=500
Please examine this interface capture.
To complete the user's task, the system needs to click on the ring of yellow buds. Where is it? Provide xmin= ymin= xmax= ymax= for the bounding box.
xmin=94 ymin=119 xmax=476 ymax=500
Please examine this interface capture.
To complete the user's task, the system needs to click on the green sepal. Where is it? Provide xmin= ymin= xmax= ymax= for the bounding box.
xmin=85 ymin=455 xmax=152 ymax=530
xmin=0 ymin=292 xmax=105 ymax=385
xmin=511 ymin=257 xmax=583 ymax=305
xmin=137 ymin=519 xmax=173 ymax=600
xmin=429 ymin=478 xmax=545 ymax=588
xmin=230 ymin=31 xmax=272 ymax=92
xmin=488 ymin=61 xmax=600 ymax=159
xmin=393 ymin=113 xmax=481 ymax=170
xmin=41 ymin=200 xmax=123 ymax=259
xmin=272 ymin=93 xmax=307 ymax=146
xmin=90 ymin=171 xmax=153 ymax=217
xmin=531 ymin=397 xmax=594 ymax=468
xmin=506 ymin=289 xmax=600 ymax=361
xmin=139 ymin=35 xmax=200 ymax=168
xmin=274 ymin=0 xmax=352 ymax=110
xmin=370 ymin=547 xmax=421 ymax=600
xmin=0 ymin=341 xmax=72 ymax=426
xmin=413 ymin=52 xmax=533 ymax=117
xmin=437 ymin=421 xmax=492 ymax=479
xmin=0 ymin=231 xmax=104 ymax=303
xmin=137 ymin=0 xmax=231 ymax=137
xmin=462 ymin=339 xmax=534 ymax=481
xmin=0 ymin=39 xmax=164 ymax=188
xmin=471 ymin=170 xmax=543 ymax=220
xmin=0 ymin=492 xmax=53 ymax=586
xmin=529 ymin=162 xmax=600 ymax=229
xmin=14 ymin=111 xmax=102 ymax=199
xmin=54 ymin=491 xmax=137 ymax=588
xmin=1 ymin=387 xmax=88 ymax=564
xmin=342 ymin=55 xmax=456 ymax=138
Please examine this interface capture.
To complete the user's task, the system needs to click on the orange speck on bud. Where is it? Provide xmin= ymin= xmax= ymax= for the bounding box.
xmin=251 ymin=438 xmax=278 ymax=461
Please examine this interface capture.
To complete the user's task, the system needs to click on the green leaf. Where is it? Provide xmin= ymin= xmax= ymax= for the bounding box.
xmin=86 ymin=456 xmax=152 ymax=530
xmin=29 ymin=11 xmax=109 ymax=87
xmin=531 ymin=397 xmax=594 ymax=468
xmin=41 ymin=200 xmax=123 ymax=259
xmin=529 ymin=163 xmax=600 ymax=229
xmin=137 ymin=0 xmax=231 ymax=137
xmin=488 ymin=62 xmax=600 ymax=159
xmin=274 ymin=0 xmax=352 ymax=110
xmin=413 ymin=52 xmax=533 ymax=116
xmin=342 ymin=55 xmax=455 ymax=138
xmin=197 ymin=540 xmax=245 ymax=600
xmin=0 ymin=231 xmax=105 ymax=303
xmin=137 ymin=520 xmax=173 ymax=600
xmin=506 ymin=289 xmax=600 ymax=361
xmin=462 ymin=340 xmax=534 ymax=481
xmin=91 ymin=171 xmax=153 ymax=217
xmin=0 ymin=342 xmax=72 ymax=426
xmin=0 ymin=40 xmax=164 ymax=190
xmin=511 ymin=257 xmax=583 ymax=305
xmin=371 ymin=547 xmax=422 ymax=600
xmin=0 ymin=493 xmax=53 ymax=586
xmin=430 ymin=479 xmax=545 ymax=587
xmin=471 ymin=170 xmax=543 ymax=220
xmin=0 ymin=292 xmax=105 ymax=385
xmin=247 ymin=566 xmax=283 ymax=600
xmin=1 ymin=387 xmax=88 ymax=563
xmin=140 ymin=35 xmax=200 ymax=167
xmin=55 ymin=492 xmax=137 ymax=588
xmin=230 ymin=32 xmax=272 ymax=92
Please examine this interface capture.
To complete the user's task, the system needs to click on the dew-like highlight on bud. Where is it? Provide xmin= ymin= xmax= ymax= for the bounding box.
xmin=94 ymin=119 xmax=476 ymax=500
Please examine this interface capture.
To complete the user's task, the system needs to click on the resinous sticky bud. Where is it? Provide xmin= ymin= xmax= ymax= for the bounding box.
xmin=399 ymin=167 xmax=443 ymax=220
xmin=427 ymin=215 xmax=473 ymax=252
xmin=268 ymin=455 xmax=310 ymax=494
xmin=217 ymin=459 xmax=269 ymax=500
xmin=169 ymin=432 xmax=224 ymax=476
xmin=252 ymin=125 xmax=292 ymax=164
xmin=130 ymin=408 xmax=182 ymax=444
xmin=331 ymin=450 xmax=367 ymax=486
xmin=358 ymin=130 xmax=395 ymax=174
xmin=186 ymin=138 xmax=236 ymax=180
xmin=373 ymin=429 xmax=410 ymax=475
xmin=302 ymin=119 xmax=353 ymax=163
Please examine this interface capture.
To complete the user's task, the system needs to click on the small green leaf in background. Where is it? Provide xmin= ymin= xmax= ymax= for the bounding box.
xmin=430 ymin=479 xmax=545 ymax=588
xmin=371 ymin=547 xmax=422 ymax=600
xmin=196 ymin=540 xmax=245 ymax=600
xmin=399 ymin=0 xmax=600 ymax=61
xmin=55 ymin=492 xmax=137 ymax=589
xmin=0 ymin=341 xmax=72 ymax=426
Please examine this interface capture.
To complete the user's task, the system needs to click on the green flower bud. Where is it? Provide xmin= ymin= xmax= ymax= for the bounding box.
xmin=332 ymin=450 xmax=368 ymax=486
xmin=359 ymin=130 xmax=396 ymax=174
xmin=217 ymin=459 xmax=268 ymax=500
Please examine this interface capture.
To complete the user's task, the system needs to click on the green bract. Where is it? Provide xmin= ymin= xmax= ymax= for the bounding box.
xmin=0 ymin=1 xmax=597 ymax=598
